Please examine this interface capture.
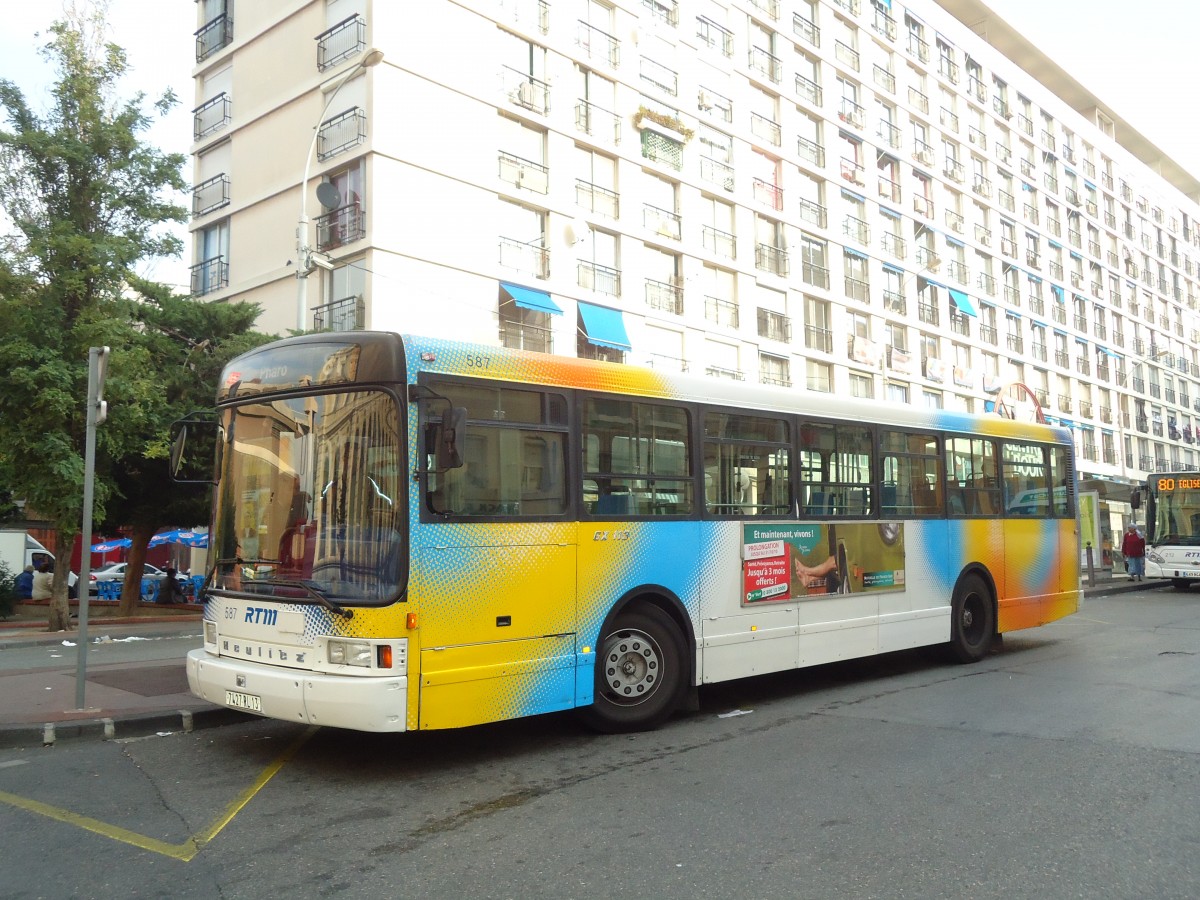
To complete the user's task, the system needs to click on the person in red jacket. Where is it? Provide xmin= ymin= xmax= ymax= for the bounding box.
xmin=1121 ymin=522 xmax=1146 ymax=581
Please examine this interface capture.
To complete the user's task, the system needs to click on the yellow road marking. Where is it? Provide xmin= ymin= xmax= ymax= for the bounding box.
xmin=0 ymin=725 xmax=318 ymax=862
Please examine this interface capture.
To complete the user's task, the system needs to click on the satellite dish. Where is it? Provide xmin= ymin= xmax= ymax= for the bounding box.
xmin=316 ymin=182 xmax=341 ymax=210
xmin=563 ymin=218 xmax=591 ymax=246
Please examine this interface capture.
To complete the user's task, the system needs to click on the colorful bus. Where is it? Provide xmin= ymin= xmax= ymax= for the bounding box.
xmin=182 ymin=332 xmax=1080 ymax=733
xmin=1139 ymin=472 xmax=1200 ymax=587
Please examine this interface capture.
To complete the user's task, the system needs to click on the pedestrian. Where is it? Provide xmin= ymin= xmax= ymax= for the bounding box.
xmin=31 ymin=563 xmax=53 ymax=601
xmin=159 ymin=565 xmax=178 ymax=604
xmin=15 ymin=565 xmax=34 ymax=600
xmin=1121 ymin=522 xmax=1146 ymax=582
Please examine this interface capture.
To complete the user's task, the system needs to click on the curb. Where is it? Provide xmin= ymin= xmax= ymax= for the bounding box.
xmin=1082 ymin=579 xmax=1170 ymax=598
xmin=0 ymin=707 xmax=254 ymax=750
xmin=0 ymin=627 xmax=204 ymax=651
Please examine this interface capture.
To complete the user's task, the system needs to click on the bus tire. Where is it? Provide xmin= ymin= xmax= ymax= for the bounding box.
xmin=948 ymin=574 xmax=995 ymax=664
xmin=579 ymin=605 xmax=686 ymax=734
xmin=1171 ymin=578 xmax=1191 ymax=591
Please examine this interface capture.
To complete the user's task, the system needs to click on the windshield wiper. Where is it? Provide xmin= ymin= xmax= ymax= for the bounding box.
xmin=253 ymin=578 xmax=353 ymax=619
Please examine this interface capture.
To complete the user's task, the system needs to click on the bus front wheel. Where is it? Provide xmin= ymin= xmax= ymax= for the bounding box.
xmin=949 ymin=574 xmax=995 ymax=664
xmin=580 ymin=605 xmax=686 ymax=733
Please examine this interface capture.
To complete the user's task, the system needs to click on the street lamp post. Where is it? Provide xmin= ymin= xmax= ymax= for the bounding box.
xmin=296 ymin=48 xmax=384 ymax=332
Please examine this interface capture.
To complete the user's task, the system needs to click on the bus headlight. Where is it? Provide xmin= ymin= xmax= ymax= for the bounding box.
xmin=204 ymin=621 xmax=217 ymax=646
xmin=1147 ymin=550 xmax=1165 ymax=564
xmin=327 ymin=638 xmax=373 ymax=667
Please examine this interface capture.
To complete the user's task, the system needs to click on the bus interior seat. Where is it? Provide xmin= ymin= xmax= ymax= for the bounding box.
xmin=912 ymin=481 xmax=937 ymax=514
xmin=595 ymin=491 xmax=631 ymax=515
xmin=804 ymin=491 xmax=830 ymax=516
xmin=881 ymin=483 xmax=898 ymax=514
xmin=947 ymin=491 xmax=967 ymax=516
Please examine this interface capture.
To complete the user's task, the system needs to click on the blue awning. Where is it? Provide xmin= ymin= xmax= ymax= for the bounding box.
xmin=1008 ymin=311 xmax=1022 ymax=318
xmin=882 ymin=262 xmax=905 ymax=274
xmin=1031 ymin=320 xmax=1047 ymax=327
xmin=841 ymin=189 xmax=866 ymax=203
xmin=880 ymin=206 xmax=902 ymax=218
xmin=949 ymin=289 xmax=978 ymax=316
xmin=945 ymin=236 xmax=964 ymax=247
xmin=501 ymin=282 xmax=562 ymax=315
xmin=1051 ymin=285 xmax=1065 ymax=301
xmin=578 ymin=302 xmax=631 ymax=351
xmin=844 ymin=247 xmax=868 ymax=259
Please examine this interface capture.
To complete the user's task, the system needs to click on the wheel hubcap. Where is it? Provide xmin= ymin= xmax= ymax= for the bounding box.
xmin=601 ymin=629 xmax=662 ymax=707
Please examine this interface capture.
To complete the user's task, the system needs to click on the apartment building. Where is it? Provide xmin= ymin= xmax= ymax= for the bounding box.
xmin=188 ymin=0 xmax=1200 ymax=493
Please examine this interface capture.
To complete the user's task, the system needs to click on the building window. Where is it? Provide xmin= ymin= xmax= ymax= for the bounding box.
xmin=314 ymin=261 xmax=366 ymax=332
xmin=806 ymin=359 xmax=832 ymax=393
xmin=191 ymin=220 xmax=229 ymax=296
xmin=499 ymin=297 xmax=553 ymax=353
xmin=850 ymin=373 xmax=874 ymax=398
xmin=316 ymin=160 xmax=366 ymax=251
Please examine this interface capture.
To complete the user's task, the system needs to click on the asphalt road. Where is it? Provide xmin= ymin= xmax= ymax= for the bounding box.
xmin=1 ymin=588 xmax=1197 ymax=899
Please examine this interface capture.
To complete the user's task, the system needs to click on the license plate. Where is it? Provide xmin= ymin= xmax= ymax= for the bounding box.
xmin=225 ymin=690 xmax=262 ymax=712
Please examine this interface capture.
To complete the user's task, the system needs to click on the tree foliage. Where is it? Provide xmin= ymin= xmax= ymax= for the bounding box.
xmin=0 ymin=7 xmax=266 ymax=628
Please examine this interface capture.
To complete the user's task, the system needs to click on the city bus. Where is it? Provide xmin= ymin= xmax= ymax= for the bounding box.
xmin=181 ymin=332 xmax=1080 ymax=733
xmin=1138 ymin=472 xmax=1200 ymax=587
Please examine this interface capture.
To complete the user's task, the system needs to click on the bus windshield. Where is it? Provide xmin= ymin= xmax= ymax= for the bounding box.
xmin=210 ymin=389 xmax=405 ymax=603
xmin=1149 ymin=482 xmax=1200 ymax=547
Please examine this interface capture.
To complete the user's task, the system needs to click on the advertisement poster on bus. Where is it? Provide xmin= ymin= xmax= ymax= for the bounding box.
xmin=741 ymin=523 xmax=906 ymax=605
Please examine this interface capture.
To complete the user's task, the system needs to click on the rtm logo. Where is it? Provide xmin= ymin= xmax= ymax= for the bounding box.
xmin=244 ymin=607 xmax=278 ymax=626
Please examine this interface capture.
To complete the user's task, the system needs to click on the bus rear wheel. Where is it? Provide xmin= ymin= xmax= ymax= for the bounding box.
xmin=949 ymin=574 xmax=995 ymax=664
xmin=579 ymin=605 xmax=685 ymax=734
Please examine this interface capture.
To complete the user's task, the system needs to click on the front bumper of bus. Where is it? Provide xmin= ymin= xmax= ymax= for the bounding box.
xmin=187 ymin=649 xmax=408 ymax=732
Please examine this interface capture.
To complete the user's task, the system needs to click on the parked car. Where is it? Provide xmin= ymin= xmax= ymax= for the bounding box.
xmin=88 ymin=563 xmax=186 ymax=596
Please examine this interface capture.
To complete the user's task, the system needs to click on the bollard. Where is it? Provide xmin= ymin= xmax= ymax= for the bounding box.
xmin=1086 ymin=541 xmax=1096 ymax=585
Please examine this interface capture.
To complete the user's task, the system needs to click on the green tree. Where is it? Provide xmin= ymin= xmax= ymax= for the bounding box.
xmin=104 ymin=279 xmax=274 ymax=616
xmin=0 ymin=8 xmax=188 ymax=630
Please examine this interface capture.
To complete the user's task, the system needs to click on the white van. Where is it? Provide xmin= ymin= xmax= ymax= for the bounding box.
xmin=1 ymin=531 xmax=78 ymax=588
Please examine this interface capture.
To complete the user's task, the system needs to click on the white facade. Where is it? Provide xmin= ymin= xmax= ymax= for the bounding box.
xmin=189 ymin=0 xmax=1200 ymax=484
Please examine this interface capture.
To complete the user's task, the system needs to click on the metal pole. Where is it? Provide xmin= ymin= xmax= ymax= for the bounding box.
xmin=74 ymin=346 xmax=107 ymax=710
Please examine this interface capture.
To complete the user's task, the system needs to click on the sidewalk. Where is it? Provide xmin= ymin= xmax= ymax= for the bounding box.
xmin=0 ymin=575 xmax=1162 ymax=749
xmin=0 ymin=600 xmax=250 ymax=749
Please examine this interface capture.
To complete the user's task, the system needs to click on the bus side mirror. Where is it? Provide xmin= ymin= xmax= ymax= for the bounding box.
xmin=436 ymin=406 xmax=466 ymax=471
xmin=1130 ymin=489 xmax=1141 ymax=510
xmin=170 ymin=414 xmax=220 ymax=484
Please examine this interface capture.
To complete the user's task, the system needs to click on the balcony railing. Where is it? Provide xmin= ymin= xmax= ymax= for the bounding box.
xmin=794 ymin=74 xmax=822 ymax=108
xmin=757 ymin=308 xmax=792 ymax=342
xmin=834 ymin=41 xmax=860 ymax=72
xmin=577 ymin=21 xmax=620 ymax=67
xmin=753 ymin=178 xmax=783 ymax=210
xmin=578 ymin=260 xmax=621 ymax=295
xmin=644 ymin=203 xmax=681 ymax=239
xmin=645 ymin=278 xmax=683 ymax=314
xmin=701 ymin=225 xmax=735 ymax=258
xmin=801 ymin=259 xmax=828 ymax=288
xmin=751 ymin=112 xmax=782 ymax=146
xmin=796 ymin=136 xmax=824 ymax=167
xmin=196 ymin=13 xmax=233 ymax=62
xmin=499 ymin=152 xmax=549 ymax=193
xmin=190 ymin=255 xmax=228 ymax=296
xmin=576 ymin=100 xmax=622 ymax=144
xmin=192 ymin=173 xmax=230 ymax=217
xmin=845 ymin=276 xmax=870 ymax=303
xmin=755 ymin=244 xmax=789 ymax=277
xmin=576 ymin=180 xmax=620 ymax=218
xmin=805 ymin=325 xmax=833 ymax=353
xmin=918 ymin=302 xmax=939 ymax=326
xmin=700 ymin=157 xmax=734 ymax=191
xmin=748 ymin=46 xmax=782 ymax=83
xmin=316 ymin=14 xmax=365 ymax=71
xmin=499 ymin=236 xmax=550 ymax=279
xmin=317 ymin=108 xmax=368 ymax=161
xmin=881 ymin=232 xmax=906 ymax=258
xmin=316 ymin=203 xmax=366 ymax=251
xmin=193 ymin=93 xmax=231 ymax=141
xmin=798 ymin=198 xmax=827 ymax=228
xmin=500 ymin=319 xmax=553 ymax=353
xmin=843 ymin=215 xmax=869 ymax=245
xmin=705 ymin=295 xmax=739 ymax=328
xmin=793 ymin=13 xmax=820 ymax=47
xmin=312 ymin=294 xmax=364 ymax=332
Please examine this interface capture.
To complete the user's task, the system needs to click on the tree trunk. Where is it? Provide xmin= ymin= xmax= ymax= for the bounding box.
xmin=47 ymin=532 xmax=73 ymax=632
xmin=118 ymin=523 xmax=158 ymax=616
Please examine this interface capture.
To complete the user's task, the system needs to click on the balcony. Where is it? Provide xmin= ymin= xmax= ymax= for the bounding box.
xmin=972 ymin=175 xmax=992 ymax=198
xmin=316 ymin=14 xmax=365 ymax=71
xmin=312 ymin=294 xmax=364 ymax=332
xmin=845 ymin=276 xmax=870 ymax=303
xmin=839 ymin=157 xmax=866 ymax=187
xmin=706 ymin=365 xmax=745 ymax=381
xmin=805 ymin=325 xmax=833 ymax=353
xmin=881 ymin=232 xmax=906 ymax=258
xmin=645 ymin=278 xmax=683 ymax=314
xmin=701 ymin=225 xmax=735 ymax=258
xmin=838 ymin=98 xmax=865 ymax=130
xmin=750 ymin=112 xmax=781 ymax=146
xmin=1031 ymin=342 xmax=1047 ymax=362
xmin=798 ymin=198 xmax=827 ymax=228
xmin=578 ymin=260 xmax=621 ymax=295
xmin=577 ymin=21 xmax=621 ymax=68
xmin=794 ymin=74 xmax=822 ymax=108
xmin=883 ymin=290 xmax=906 ymax=314
xmin=748 ymin=46 xmax=783 ymax=83
xmin=499 ymin=152 xmax=549 ymax=193
xmin=947 ymin=260 xmax=969 ymax=284
xmin=978 ymin=273 xmax=996 ymax=296
xmin=639 ymin=56 xmax=679 ymax=96
xmin=644 ymin=203 xmax=681 ymax=239
xmin=1029 ymin=297 xmax=1044 ymax=315
xmin=797 ymin=135 xmax=824 ymax=167
xmin=908 ymin=33 xmax=929 ymax=63
xmin=749 ymin=0 xmax=779 ymax=19
xmin=976 ymin=225 xmax=992 ymax=246
xmin=755 ymin=244 xmax=789 ymax=277
xmin=873 ymin=65 xmax=895 ymax=94
xmin=843 ymin=215 xmax=869 ymax=245
xmin=752 ymin=178 xmax=783 ymax=211
xmin=877 ymin=120 xmax=901 ymax=150
xmin=939 ymin=107 xmax=959 ymax=133
xmin=944 ymin=160 xmax=965 ymax=184
xmin=500 ymin=319 xmax=552 ymax=353
xmin=190 ymin=255 xmax=228 ymax=296
xmin=998 ymin=191 xmax=1015 ymax=213
xmin=192 ymin=173 xmax=230 ymax=217
xmin=793 ymin=13 xmax=820 ymax=48
xmin=576 ymin=100 xmax=622 ymax=145
xmin=700 ymin=157 xmax=734 ymax=191
xmin=576 ymin=180 xmax=619 ymax=218
xmin=644 ymin=0 xmax=680 ymax=26
xmin=800 ymin=258 xmax=828 ymax=288
xmin=877 ymin=174 xmax=900 ymax=204
xmin=640 ymin=129 xmax=683 ymax=171
xmin=193 ymin=93 xmax=231 ymax=141
xmin=918 ymin=302 xmax=939 ymax=326
xmin=911 ymin=140 xmax=934 ymax=167
xmin=705 ymin=295 xmax=739 ymax=328
xmin=195 ymin=12 xmax=233 ymax=62
xmin=945 ymin=208 xmax=964 ymax=233
xmin=980 ymin=324 xmax=998 ymax=344
xmin=316 ymin=202 xmax=366 ymax=251
xmin=317 ymin=108 xmax=368 ymax=161
xmin=757 ymin=308 xmax=791 ymax=342
xmin=834 ymin=41 xmax=861 ymax=72
xmin=938 ymin=57 xmax=960 ymax=84
xmin=1006 ymin=334 xmax=1024 ymax=353
xmin=913 ymin=195 xmax=934 ymax=218
xmin=950 ymin=312 xmax=970 ymax=336
xmin=499 ymin=236 xmax=550 ymax=279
